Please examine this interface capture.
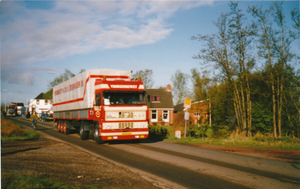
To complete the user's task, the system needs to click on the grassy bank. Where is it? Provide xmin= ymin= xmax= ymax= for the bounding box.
xmin=1 ymin=119 xmax=102 ymax=189
xmin=150 ymin=126 xmax=300 ymax=150
xmin=1 ymin=173 xmax=102 ymax=189
xmin=1 ymin=118 xmax=40 ymax=141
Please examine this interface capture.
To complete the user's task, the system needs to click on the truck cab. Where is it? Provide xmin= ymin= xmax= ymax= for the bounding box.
xmin=92 ymin=77 xmax=149 ymax=142
xmin=7 ymin=104 xmax=17 ymax=116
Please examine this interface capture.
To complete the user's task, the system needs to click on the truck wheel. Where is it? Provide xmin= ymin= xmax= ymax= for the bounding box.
xmin=80 ymin=123 xmax=88 ymax=140
xmin=61 ymin=121 xmax=65 ymax=134
xmin=94 ymin=124 xmax=103 ymax=144
xmin=64 ymin=121 xmax=70 ymax=135
xmin=57 ymin=121 xmax=61 ymax=133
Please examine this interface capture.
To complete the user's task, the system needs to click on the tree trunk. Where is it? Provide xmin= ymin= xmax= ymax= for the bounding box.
xmin=273 ymin=83 xmax=277 ymax=138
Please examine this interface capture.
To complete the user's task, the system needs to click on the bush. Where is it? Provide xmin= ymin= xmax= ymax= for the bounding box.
xmin=187 ymin=124 xmax=214 ymax=138
xmin=211 ymin=124 xmax=231 ymax=137
xmin=148 ymin=126 xmax=169 ymax=141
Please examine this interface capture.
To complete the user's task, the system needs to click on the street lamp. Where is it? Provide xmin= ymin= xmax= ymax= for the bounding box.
xmin=47 ymin=71 xmax=64 ymax=82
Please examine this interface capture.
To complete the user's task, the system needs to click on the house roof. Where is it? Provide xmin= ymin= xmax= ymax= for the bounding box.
xmin=146 ymin=89 xmax=174 ymax=109
xmin=35 ymin=92 xmax=45 ymax=99
xmin=174 ymin=103 xmax=184 ymax=113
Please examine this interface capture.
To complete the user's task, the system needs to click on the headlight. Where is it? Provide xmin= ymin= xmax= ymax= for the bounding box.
xmin=106 ymin=112 xmax=119 ymax=120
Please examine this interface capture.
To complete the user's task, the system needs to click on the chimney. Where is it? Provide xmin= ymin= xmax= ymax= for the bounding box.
xmin=167 ymin=84 xmax=172 ymax=92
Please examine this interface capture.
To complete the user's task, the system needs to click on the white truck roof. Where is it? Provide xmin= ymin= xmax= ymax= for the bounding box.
xmin=53 ymin=69 xmax=132 ymax=112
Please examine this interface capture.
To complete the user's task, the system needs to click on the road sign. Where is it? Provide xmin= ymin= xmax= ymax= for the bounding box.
xmin=184 ymin=98 xmax=191 ymax=108
xmin=184 ymin=112 xmax=189 ymax=120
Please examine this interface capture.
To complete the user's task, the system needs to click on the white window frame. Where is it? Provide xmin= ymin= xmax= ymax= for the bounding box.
xmin=194 ymin=112 xmax=201 ymax=117
xmin=151 ymin=110 xmax=157 ymax=122
xmin=163 ymin=110 xmax=169 ymax=122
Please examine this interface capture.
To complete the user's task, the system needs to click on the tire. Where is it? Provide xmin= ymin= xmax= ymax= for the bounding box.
xmin=94 ymin=123 xmax=103 ymax=144
xmin=57 ymin=121 xmax=61 ymax=133
xmin=80 ymin=122 xmax=88 ymax=140
xmin=60 ymin=121 xmax=64 ymax=134
xmin=64 ymin=121 xmax=70 ymax=135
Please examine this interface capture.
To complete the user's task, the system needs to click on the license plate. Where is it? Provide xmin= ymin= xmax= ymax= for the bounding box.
xmin=122 ymin=132 xmax=132 ymax=135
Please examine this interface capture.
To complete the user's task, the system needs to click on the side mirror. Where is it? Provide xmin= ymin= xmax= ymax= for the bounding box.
xmin=147 ymin=95 xmax=150 ymax=102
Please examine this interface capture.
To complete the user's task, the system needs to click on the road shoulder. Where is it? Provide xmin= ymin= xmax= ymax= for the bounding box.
xmin=1 ymin=133 xmax=160 ymax=189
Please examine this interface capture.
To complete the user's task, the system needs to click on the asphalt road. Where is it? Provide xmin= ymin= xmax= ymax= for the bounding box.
xmin=8 ymin=117 xmax=300 ymax=189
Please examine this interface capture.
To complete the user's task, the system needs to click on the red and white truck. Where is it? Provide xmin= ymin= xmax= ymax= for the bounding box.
xmin=53 ymin=69 xmax=149 ymax=144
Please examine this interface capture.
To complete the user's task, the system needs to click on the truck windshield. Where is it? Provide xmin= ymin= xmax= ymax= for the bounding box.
xmin=103 ymin=91 xmax=146 ymax=105
xmin=8 ymin=105 xmax=16 ymax=109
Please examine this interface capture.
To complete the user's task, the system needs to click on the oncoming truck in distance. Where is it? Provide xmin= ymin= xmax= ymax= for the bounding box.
xmin=53 ymin=69 xmax=149 ymax=144
xmin=6 ymin=104 xmax=17 ymax=116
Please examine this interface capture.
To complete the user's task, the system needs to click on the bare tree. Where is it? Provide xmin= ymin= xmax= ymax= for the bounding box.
xmin=171 ymin=69 xmax=189 ymax=105
xmin=229 ymin=2 xmax=255 ymax=137
xmin=133 ymin=69 xmax=154 ymax=89
xmin=193 ymin=3 xmax=255 ymax=136
xmin=249 ymin=4 xmax=278 ymax=137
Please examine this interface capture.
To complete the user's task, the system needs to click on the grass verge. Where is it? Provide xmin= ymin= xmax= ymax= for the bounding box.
xmin=153 ymin=125 xmax=300 ymax=151
xmin=1 ymin=118 xmax=40 ymax=141
xmin=1 ymin=173 xmax=102 ymax=189
xmin=165 ymin=136 xmax=300 ymax=150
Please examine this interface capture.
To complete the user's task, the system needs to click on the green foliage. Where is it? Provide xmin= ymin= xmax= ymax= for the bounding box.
xmin=211 ymin=124 xmax=231 ymax=137
xmin=148 ymin=126 xmax=169 ymax=141
xmin=1 ymin=173 xmax=71 ymax=189
xmin=187 ymin=124 xmax=214 ymax=138
xmin=1 ymin=173 xmax=104 ymax=189
xmin=43 ymin=89 xmax=53 ymax=100
xmin=251 ymin=102 xmax=273 ymax=134
xmin=166 ymin=135 xmax=300 ymax=150
xmin=190 ymin=68 xmax=210 ymax=101
xmin=1 ymin=118 xmax=40 ymax=141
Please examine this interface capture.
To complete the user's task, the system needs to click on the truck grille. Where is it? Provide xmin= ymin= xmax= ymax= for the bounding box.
xmin=119 ymin=122 xmax=133 ymax=129
xmin=119 ymin=111 xmax=133 ymax=119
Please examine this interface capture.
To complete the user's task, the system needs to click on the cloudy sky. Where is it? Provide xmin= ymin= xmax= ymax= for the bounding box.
xmin=1 ymin=0 xmax=299 ymax=105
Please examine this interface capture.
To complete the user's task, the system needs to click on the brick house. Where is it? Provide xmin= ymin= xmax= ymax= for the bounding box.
xmin=173 ymin=100 xmax=209 ymax=126
xmin=146 ymin=85 xmax=174 ymax=126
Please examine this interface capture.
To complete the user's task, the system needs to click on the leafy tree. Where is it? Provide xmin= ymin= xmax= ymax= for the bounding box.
xmin=190 ymin=68 xmax=210 ymax=101
xmin=192 ymin=3 xmax=255 ymax=136
xmin=132 ymin=69 xmax=154 ymax=89
xmin=228 ymin=2 xmax=255 ymax=137
xmin=48 ymin=69 xmax=76 ymax=90
xmin=248 ymin=4 xmax=278 ymax=137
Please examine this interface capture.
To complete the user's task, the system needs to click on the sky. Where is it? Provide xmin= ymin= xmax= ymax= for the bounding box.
xmin=1 ymin=0 xmax=299 ymax=106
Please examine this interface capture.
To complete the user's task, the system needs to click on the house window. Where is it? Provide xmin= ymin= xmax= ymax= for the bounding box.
xmin=194 ymin=112 xmax=201 ymax=117
xmin=36 ymin=100 xmax=40 ymax=105
xmin=163 ymin=110 xmax=169 ymax=122
xmin=45 ymin=100 xmax=48 ymax=105
xmin=152 ymin=96 xmax=160 ymax=102
xmin=151 ymin=110 xmax=157 ymax=122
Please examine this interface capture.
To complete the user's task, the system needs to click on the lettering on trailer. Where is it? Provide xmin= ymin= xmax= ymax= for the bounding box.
xmin=54 ymin=80 xmax=84 ymax=96
xmin=110 ymin=85 xmax=137 ymax=89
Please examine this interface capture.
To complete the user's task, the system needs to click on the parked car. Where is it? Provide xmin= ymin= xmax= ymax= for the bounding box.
xmin=45 ymin=114 xmax=53 ymax=122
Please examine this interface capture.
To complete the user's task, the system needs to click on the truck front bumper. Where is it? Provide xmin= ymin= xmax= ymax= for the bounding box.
xmin=100 ymin=130 xmax=149 ymax=141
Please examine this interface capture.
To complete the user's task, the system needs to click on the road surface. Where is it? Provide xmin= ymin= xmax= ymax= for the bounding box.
xmin=8 ymin=117 xmax=300 ymax=189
